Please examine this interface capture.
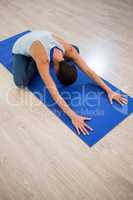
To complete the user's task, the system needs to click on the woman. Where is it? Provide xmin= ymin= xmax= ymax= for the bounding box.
xmin=12 ymin=30 xmax=128 ymax=135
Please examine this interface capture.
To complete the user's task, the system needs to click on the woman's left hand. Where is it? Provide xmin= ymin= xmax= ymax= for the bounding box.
xmin=107 ymin=90 xmax=128 ymax=105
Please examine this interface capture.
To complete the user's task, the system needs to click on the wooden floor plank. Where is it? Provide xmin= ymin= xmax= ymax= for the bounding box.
xmin=0 ymin=0 xmax=133 ymax=199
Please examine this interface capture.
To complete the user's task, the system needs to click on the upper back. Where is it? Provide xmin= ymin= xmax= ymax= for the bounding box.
xmin=12 ymin=31 xmax=65 ymax=60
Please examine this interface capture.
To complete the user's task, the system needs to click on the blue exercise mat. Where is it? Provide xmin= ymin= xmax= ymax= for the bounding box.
xmin=0 ymin=30 xmax=133 ymax=147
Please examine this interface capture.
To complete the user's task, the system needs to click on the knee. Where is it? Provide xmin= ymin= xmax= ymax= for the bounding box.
xmin=13 ymin=65 xmax=35 ymax=88
xmin=13 ymin=75 xmax=28 ymax=88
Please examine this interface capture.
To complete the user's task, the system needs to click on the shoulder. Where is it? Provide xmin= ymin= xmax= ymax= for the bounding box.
xmin=30 ymin=40 xmax=49 ymax=64
xmin=52 ymin=34 xmax=72 ymax=53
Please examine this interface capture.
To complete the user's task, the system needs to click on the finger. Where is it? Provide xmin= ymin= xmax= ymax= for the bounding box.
xmin=121 ymin=94 xmax=128 ymax=99
xmin=120 ymin=94 xmax=128 ymax=101
xmin=108 ymin=96 xmax=113 ymax=104
xmin=120 ymin=97 xmax=128 ymax=104
xmin=82 ymin=126 xmax=90 ymax=135
xmin=76 ymin=127 xmax=80 ymax=135
xmin=80 ymin=126 xmax=89 ymax=135
xmin=83 ymin=122 xmax=93 ymax=131
xmin=116 ymin=96 xmax=126 ymax=105
xmin=79 ymin=126 xmax=86 ymax=135
xmin=120 ymin=98 xmax=128 ymax=105
xmin=117 ymin=99 xmax=123 ymax=106
xmin=82 ymin=117 xmax=92 ymax=121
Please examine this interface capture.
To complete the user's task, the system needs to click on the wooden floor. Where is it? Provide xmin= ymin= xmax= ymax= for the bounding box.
xmin=0 ymin=0 xmax=133 ymax=199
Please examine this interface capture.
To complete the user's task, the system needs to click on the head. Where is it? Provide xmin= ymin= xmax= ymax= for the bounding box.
xmin=57 ymin=61 xmax=77 ymax=86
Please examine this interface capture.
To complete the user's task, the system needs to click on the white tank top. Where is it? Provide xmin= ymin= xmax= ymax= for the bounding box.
xmin=12 ymin=31 xmax=65 ymax=60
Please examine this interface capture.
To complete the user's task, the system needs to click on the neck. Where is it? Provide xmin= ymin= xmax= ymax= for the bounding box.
xmin=53 ymin=60 xmax=60 ymax=75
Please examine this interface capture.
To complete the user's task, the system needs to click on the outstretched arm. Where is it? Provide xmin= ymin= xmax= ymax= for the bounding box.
xmin=30 ymin=41 xmax=76 ymax=118
xmin=67 ymin=46 xmax=128 ymax=105
xmin=30 ymin=41 xmax=92 ymax=135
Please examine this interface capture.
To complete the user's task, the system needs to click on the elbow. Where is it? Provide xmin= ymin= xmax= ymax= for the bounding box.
xmin=67 ymin=46 xmax=75 ymax=54
xmin=37 ymin=58 xmax=49 ymax=66
xmin=66 ymin=46 xmax=77 ymax=59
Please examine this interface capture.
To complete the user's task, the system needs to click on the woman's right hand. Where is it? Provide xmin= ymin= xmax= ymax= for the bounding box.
xmin=71 ymin=113 xmax=93 ymax=135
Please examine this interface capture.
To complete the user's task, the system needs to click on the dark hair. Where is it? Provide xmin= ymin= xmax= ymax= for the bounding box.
xmin=57 ymin=61 xmax=77 ymax=86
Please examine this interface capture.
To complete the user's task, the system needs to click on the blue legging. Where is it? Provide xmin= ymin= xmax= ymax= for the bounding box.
xmin=12 ymin=45 xmax=80 ymax=87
